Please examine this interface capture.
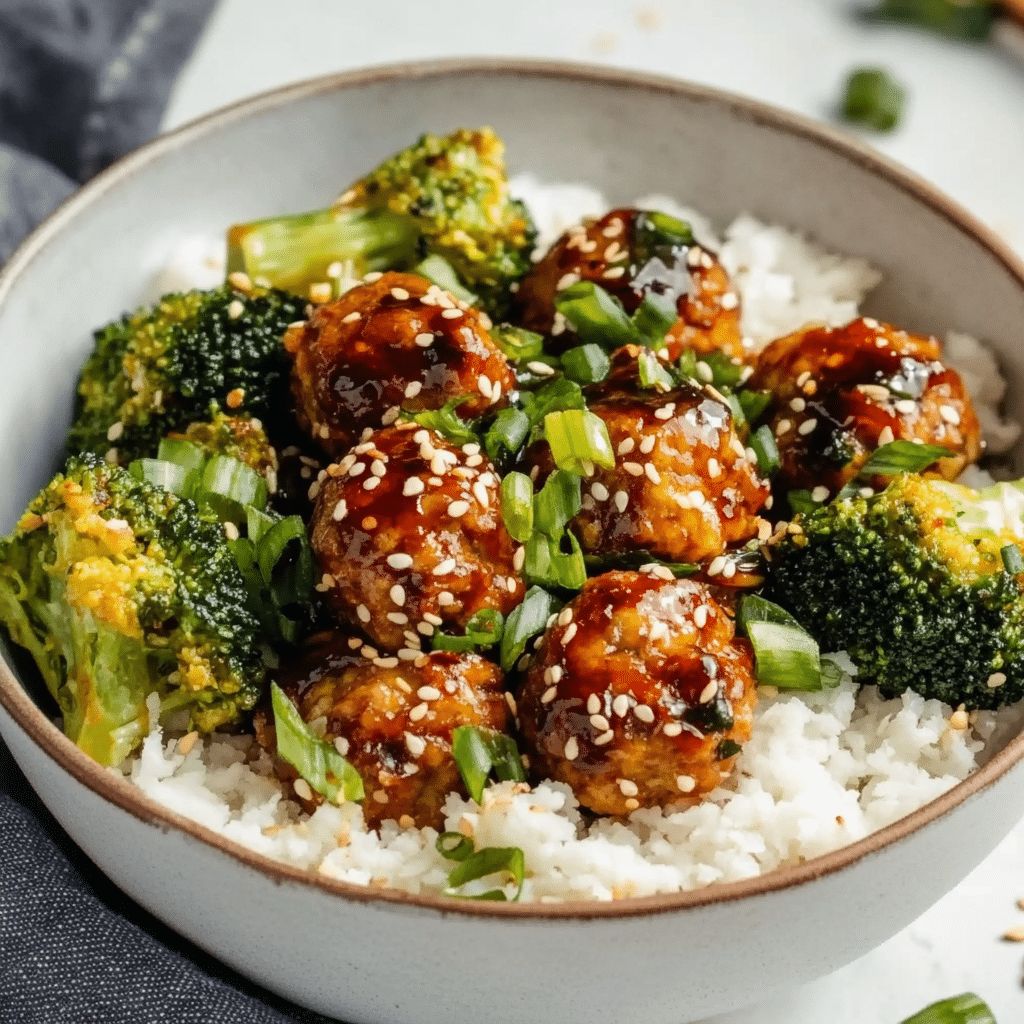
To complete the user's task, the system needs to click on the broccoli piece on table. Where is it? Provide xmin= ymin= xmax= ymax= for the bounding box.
xmin=226 ymin=127 xmax=536 ymax=316
xmin=68 ymin=282 xmax=306 ymax=463
xmin=765 ymin=473 xmax=1024 ymax=709
xmin=0 ymin=454 xmax=265 ymax=766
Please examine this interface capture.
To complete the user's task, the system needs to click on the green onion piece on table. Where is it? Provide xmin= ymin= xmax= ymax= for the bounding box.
xmin=737 ymin=594 xmax=823 ymax=691
xmin=841 ymin=67 xmax=907 ymax=132
xmin=861 ymin=0 xmax=997 ymax=41
xmin=500 ymin=586 xmax=562 ymax=671
xmin=271 ymin=682 xmax=364 ymax=804
xmin=500 ymin=471 xmax=534 ymax=542
xmin=561 ymin=343 xmax=610 ymax=384
xmin=452 ymin=724 xmax=526 ymax=802
xmin=414 ymin=253 xmax=479 ymax=306
xmin=897 ymin=992 xmax=997 ymax=1024
xmin=544 ymin=409 xmax=615 ymax=475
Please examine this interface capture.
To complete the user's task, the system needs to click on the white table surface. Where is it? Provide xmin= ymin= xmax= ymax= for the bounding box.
xmin=163 ymin=2 xmax=1024 ymax=1021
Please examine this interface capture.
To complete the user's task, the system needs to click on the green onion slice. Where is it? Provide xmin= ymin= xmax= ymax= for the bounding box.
xmin=524 ymin=532 xmax=586 ymax=591
xmin=406 ymin=395 xmax=479 ymax=445
xmin=631 ymin=291 xmax=677 ymax=349
xmin=128 ymin=459 xmax=196 ymax=498
xmin=554 ymin=280 xmax=645 ymax=350
xmin=737 ymin=389 xmax=772 ymax=428
xmin=501 ymin=472 xmax=534 ymax=543
xmin=750 ymin=425 xmax=781 ymax=477
xmin=533 ymin=470 xmax=582 ymax=538
xmin=414 ymin=253 xmax=479 ymax=306
xmin=196 ymin=454 xmax=268 ymax=520
xmin=246 ymin=505 xmax=278 ymax=546
xmin=485 ymin=407 xmax=531 ymax=463
xmin=544 ymin=409 xmax=615 ymax=475
xmin=583 ymin=552 xmax=697 ymax=578
xmin=859 ymin=439 xmax=954 ymax=477
xmin=491 ymin=323 xmax=544 ymax=362
xmin=1002 ymin=544 xmax=1024 ymax=575
xmin=257 ymin=515 xmax=314 ymax=608
xmin=634 ymin=209 xmax=694 ymax=265
xmin=737 ymin=594 xmax=823 ymax=691
xmin=897 ymin=992 xmax=996 ymax=1024
xmin=637 ymin=348 xmax=677 ymax=392
xmin=560 ymin=344 xmax=610 ymax=384
xmin=500 ymin=586 xmax=562 ymax=671
xmin=861 ymin=0 xmax=996 ymax=41
xmin=433 ymin=610 xmax=504 ymax=654
xmin=157 ymin=438 xmax=208 ymax=475
xmin=787 ymin=489 xmax=826 ymax=516
xmin=436 ymin=831 xmax=475 ymax=862
xmin=444 ymin=843 xmax=526 ymax=902
xmin=452 ymin=724 xmax=526 ymax=803
xmin=841 ymin=67 xmax=907 ymax=132
xmin=271 ymin=682 xmax=364 ymax=803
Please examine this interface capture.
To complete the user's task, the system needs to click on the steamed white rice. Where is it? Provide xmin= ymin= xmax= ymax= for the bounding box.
xmin=128 ymin=181 xmax=1024 ymax=901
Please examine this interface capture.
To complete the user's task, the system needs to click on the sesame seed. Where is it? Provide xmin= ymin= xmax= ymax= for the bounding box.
xmin=811 ymin=485 xmax=830 ymax=503
xmin=776 ymin=419 xmax=793 ymax=435
xmin=373 ymin=657 xmax=399 ymax=669
xmin=223 ymin=521 xmax=240 ymax=541
xmin=513 ymin=545 xmax=525 ymax=572
xmin=355 ymin=604 xmax=371 ymax=623
xmin=586 ymin=694 xmax=601 ymax=714
xmin=639 ymin=435 xmax=656 ymax=454
xmin=473 ymin=481 xmax=490 ymax=507
xmin=949 ymin=709 xmax=969 ymax=730
xmin=491 ymin=381 xmax=502 ymax=405
xmin=588 ymin=482 xmax=609 ymax=502
xmin=527 ymin=361 xmax=556 ymax=377
xmin=363 ymin=477 xmax=381 ymax=491
xmin=604 ymin=267 xmax=625 ymax=279
xmin=624 ymin=798 xmax=640 ymax=811
xmin=618 ymin=779 xmax=638 ymax=797
xmin=541 ymin=686 xmax=557 ymax=704
xmin=438 ymin=591 xmax=455 ymax=606
xmin=789 ymin=397 xmax=806 ymax=412
xmin=349 ymin=461 xmax=366 ymax=477
xmin=688 ymin=490 xmax=705 ymax=507
xmin=562 ymin=622 xmax=578 ymax=644
xmin=633 ymin=704 xmax=655 ymax=723
xmin=405 ymin=733 xmax=427 ymax=756
xmin=415 ymin=333 xmax=434 ymax=347
xmin=858 ymin=383 xmax=890 ymax=402
xmin=593 ymin=729 xmax=615 ymax=746
xmin=695 ymin=361 xmax=713 ymax=383
xmin=614 ymin=490 xmax=629 ymax=513
xmin=556 ymin=272 xmax=580 ymax=291
xmin=676 ymin=775 xmax=696 ymax=793
xmin=987 ymin=672 xmax=1007 ymax=688
xmin=372 ymin=790 xmax=388 ymax=804
xmin=654 ymin=405 xmax=675 ymax=420
xmin=381 ymin=406 xmax=401 ymax=426
xmin=448 ymin=500 xmax=471 ymax=518
xmin=387 ymin=553 xmax=414 ymax=570
xmin=341 ymin=310 xmax=361 ymax=324
xmin=693 ymin=605 xmax=709 ymax=628
xmin=591 ymin=714 xmax=610 ymax=731
xmin=557 ymin=608 xmax=574 ymax=628
xmin=623 ymin=461 xmax=644 ymax=477
xmin=106 ymin=421 xmax=124 ymax=441
xmin=417 ymin=622 xmax=434 ymax=637
xmin=894 ymin=399 xmax=917 ymax=415
xmin=617 ymin=437 xmax=636 ymax=455
xmin=404 ymin=381 xmax=422 ymax=399
xmin=796 ymin=370 xmax=811 ymax=388
xmin=708 ymin=555 xmax=727 ymax=577
xmin=333 ymin=736 xmax=350 ymax=756
xmin=663 ymin=722 xmax=683 ymax=737
xmin=699 ymin=681 xmax=718 ymax=704
xmin=610 ymin=694 xmax=629 ymax=718
xmin=228 ymin=271 xmax=253 ymax=292
xmin=645 ymin=463 xmax=661 ymax=484
xmin=940 ymin=405 xmax=961 ymax=425
xmin=877 ymin=425 xmax=895 ymax=446
xmin=423 ymin=612 xmax=443 ymax=626
xmin=361 ymin=645 xmax=378 ymax=660
xmin=293 ymin=778 xmax=313 ymax=802
xmin=478 ymin=374 xmax=492 ymax=399
xmin=390 ymin=584 xmax=406 ymax=606
xmin=370 ymin=459 xmax=387 ymax=478
xmin=409 ymin=702 xmax=428 ymax=721
xmin=390 ymin=287 xmax=410 ymax=300
xmin=417 ymin=686 xmax=441 ymax=701
xmin=564 ymin=737 xmax=580 ymax=760
xmin=442 ymin=308 xmax=463 ymax=319
xmin=719 ymin=292 xmax=738 ymax=310
xmin=859 ymin=487 xmax=875 ymax=498
xmin=506 ymin=577 xmax=517 ymax=593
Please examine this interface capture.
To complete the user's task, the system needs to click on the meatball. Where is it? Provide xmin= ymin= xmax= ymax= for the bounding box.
xmin=523 ymin=347 xmax=769 ymax=565
xmin=515 ymin=207 xmax=746 ymax=361
xmin=256 ymin=637 xmax=510 ymax=830
xmin=310 ymin=424 xmax=525 ymax=652
xmin=516 ymin=570 xmax=757 ymax=815
xmin=285 ymin=271 xmax=516 ymax=455
xmin=751 ymin=317 xmax=981 ymax=496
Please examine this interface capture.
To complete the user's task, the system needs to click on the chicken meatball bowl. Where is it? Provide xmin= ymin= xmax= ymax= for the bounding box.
xmin=4 ymin=102 xmax=1024 ymax=915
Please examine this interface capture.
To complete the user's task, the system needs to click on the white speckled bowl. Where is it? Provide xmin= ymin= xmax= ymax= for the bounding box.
xmin=2 ymin=60 xmax=1024 ymax=1024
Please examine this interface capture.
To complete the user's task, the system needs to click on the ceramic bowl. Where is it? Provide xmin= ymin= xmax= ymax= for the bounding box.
xmin=2 ymin=60 xmax=1024 ymax=1024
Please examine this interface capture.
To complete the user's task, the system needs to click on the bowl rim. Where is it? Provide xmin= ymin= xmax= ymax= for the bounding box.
xmin=2 ymin=55 xmax=1024 ymax=922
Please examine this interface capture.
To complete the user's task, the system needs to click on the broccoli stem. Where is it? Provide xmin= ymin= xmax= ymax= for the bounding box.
xmin=226 ymin=204 xmax=420 ymax=297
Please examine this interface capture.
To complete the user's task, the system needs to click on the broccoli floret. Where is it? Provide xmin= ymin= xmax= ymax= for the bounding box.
xmin=765 ymin=473 xmax=1024 ymax=709
xmin=226 ymin=127 xmax=536 ymax=316
xmin=170 ymin=410 xmax=278 ymax=481
xmin=0 ymin=454 xmax=265 ymax=766
xmin=67 ymin=283 xmax=306 ymax=463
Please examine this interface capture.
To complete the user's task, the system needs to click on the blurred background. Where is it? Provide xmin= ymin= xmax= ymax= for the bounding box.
xmin=4 ymin=1 xmax=1024 ymax=1022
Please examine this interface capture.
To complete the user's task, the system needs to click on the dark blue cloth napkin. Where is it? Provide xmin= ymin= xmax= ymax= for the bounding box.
xmin=0 ymin=3 xmax=336 ymax=1020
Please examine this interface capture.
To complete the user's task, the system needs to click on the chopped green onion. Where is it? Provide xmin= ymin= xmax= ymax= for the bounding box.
xmin=500 ymin=586 xmax=562 ymax=671
xmin=898 ymin=992 xmax=996 ymax=1024
xmin=500 ymin=472 xmax=534 ymax=543
xmin=414 ymin=253 xmax=479 ymax=306
xmin=438 ymin=837 xmax=526 ymax=902
xmin=533 ymin=470 xmax=582 ymax=537
xmin=452 ymin=725 xmax=526 ymax=803
xmin=750 ymin=425 xmax=781 ymax=477
xmin=697 ymin=351 xmax=746 ymax=390
xmin=787 ymin=489 xmax=825 ymax=516
xmin=128 ymin=459 xmax=196 ymax=498
xmin=485 ymin=407 xmax=531 ymax=463
xmin=554 ymin=280 xmax=645 ymax=350
xmin=583 ymin=552 xmax=697 ymax=577
xmin=820 ymin=657 xmax=846 ymax=689
xmin=522 ymin=377 xmax=586 ymax=427
xmin=560 ymin=344 xmax=610 ymax=384
xmin=859 ymin=439 xmax=954 ymax=477
xmin=727 ymin=394 xmax=747 ymax=433
xmin=861 ymin=0 xmax=997 ymax=41
xmin=841 ymin=67 xmax=907 ymax=132
xmin=543 ymin=409 xmax=615 ymax=475
xmin=631 ymin=291 xmax=677 ymax=349
xmin=633 ymin=209 xmax=694 ymax=266
xmin=737 ymin=389 xmax=772 ymax=428
xmin=431 ymin=633 xmax=478 ymax=654
xmin=637 ymin=348 xmax=677 ymax=392
xmin=491 ymin=323 xmax=544 ymax=362
xmin=246 ymin=505 xmax=278 ymax=545
xmin=433 ymin=609 xmax=504 ymax=654
xmin=525 ymin=531 xmax=586 ymax=591
xmin=157 ymin=438 xmax=208 ymax=475
xmin=196 ymin=454 xmax=268 ymax=521
xmin=1002 ymin=544 xmax=1024 ymax=575
xmin=716 ymin=739 xmax=742 ymax=760
xmin=406 ymin=394 xmax=479 ymax=445
xmin=737 ymin=594 xmax=823 ymax=691
xmin=271 ymin=682 xmax=364 ymax=804
xmin=257 ymin=515 xmax=314 ymax=609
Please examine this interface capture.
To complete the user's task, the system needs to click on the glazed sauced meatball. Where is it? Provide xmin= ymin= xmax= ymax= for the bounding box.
xmin=752 ymin=317 xmax=981 ymax=496
xmin=515 ymin=207 xmax=746 ymax=361
xmin=524 ymin=348 xmax=769 ymax=565
xmin=310 ymin=424 xmax=525 ymax=652
xmin=516 ymin=570 xmax=757 ymax=815
xmin=256 ymin=637 xmax=510 ymax=830
xmin=285 ymin=271 xmax=516 ymax=455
